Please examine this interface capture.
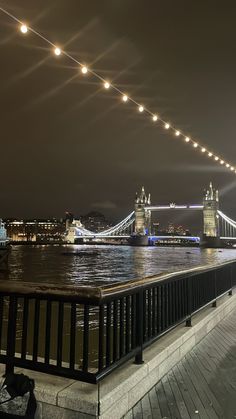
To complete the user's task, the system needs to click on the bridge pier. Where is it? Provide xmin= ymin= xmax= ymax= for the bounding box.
xmin=200 ymin=235 xmax=221 ymax=248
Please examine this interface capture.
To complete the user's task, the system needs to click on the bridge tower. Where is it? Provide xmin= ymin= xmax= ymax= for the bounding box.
xmin=131 ymin=187 xmax=151 ymax=245
xmin=202 ymin=182 xmax=220 ymax=248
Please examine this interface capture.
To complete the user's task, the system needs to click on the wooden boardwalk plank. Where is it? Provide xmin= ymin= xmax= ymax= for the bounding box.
xmin=178 ymin=360 xmax=209 ymax=419
xmin=161 ymin=374 xmax=182 ymax=418
xmin=132 ymin=401 xmax=143 ymax=419
xmin=188 ymin=352 xmax=224 ymax=418
xmin=156 ymin=380 xmax=172 ymax=418
xmin=148 ymin=387 xmax=162 ymax=418
xmin=127 ymin=308 xmax=236 ymax=419
xmin=141 ymin=393 xmax=153 ymax=419
xmin=183 ymin=354 xmax=219 ymax=419
xmin=173 ymin=365 xmax=202 ymax=418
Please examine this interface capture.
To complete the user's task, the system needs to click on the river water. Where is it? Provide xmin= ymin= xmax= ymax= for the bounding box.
xmin=1 ymin=244 xmax=236 ymax=285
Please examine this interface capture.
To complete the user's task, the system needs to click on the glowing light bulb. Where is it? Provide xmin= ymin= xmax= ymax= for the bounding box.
xmin=153 ymin=115 xmax=158 ymax=121
xmin=185 ymin=137 xmax=190 ymax=142
xmin=165 ymin=123 xmax=170 ymax=129
xmin=54 ymin=47 xmax=61 ymax=56
xmin=139 ymin=106 xmax=144 ymax=113
xmin=215 ymin=156 xmax=219 ymax=161
xmin=226 ymin=163 xmax=230 ymax=168
xmin=220 ymin=160 xmax=224 ymax=165
xmin=81 ymin=66 xmax=88 ymax=74
xmin=193 ymin=143 xmax=198 ymax=148
xmin=20 ymin=24 xmax=28 ymax=34
xmin=122 ymin=95 xmax=128 ymax=102
xmin=175 ymin=131 xmax=180 ymax=136
xmin=208 ymin=152 xmax=212 ymax=157
xmin=231 ymin=166 xmax=234 ymax=171
xmin=104 ymin=82 xmax=110 ymax=89
xmin=201 ymin=148 xmax=206 ymax=153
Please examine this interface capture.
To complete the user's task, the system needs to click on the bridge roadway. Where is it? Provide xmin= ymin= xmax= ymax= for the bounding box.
xmin=124 ymin=306 xmax=236 ymax=419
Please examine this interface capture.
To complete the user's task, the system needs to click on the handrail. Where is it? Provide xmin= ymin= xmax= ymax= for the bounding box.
xmin=0 ymin=258 xmax=235 ymax=303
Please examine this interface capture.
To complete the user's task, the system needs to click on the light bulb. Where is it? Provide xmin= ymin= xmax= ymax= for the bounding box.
xmin=208 ymin=152 xmax=213 ymax=157
xmin=165 ymin=123 xmax=170 ymax=129
xmin=193 ymin=143 xmax=198 ymax=148
xmin=175 ymin=131 xmax=180 ymax=136
xmin=201 ymin=148 xmax=206 ymax=152
xmin=226 ymin=163 xmax=230 ymax=168
xmin=122 ymin=95 xmax=128 ymax=102
xmin=185 ymin=137 xmax=190 ymax=142
xmin=153 ymin=115 xmax=158 ymax=121
xmin=220 ymin=160 xmax=224 ymax=165
xmin=215 ymin=156 xmax=219 ymax=161
xmin=81 ymin=66 xmax=88 ymax=74
xmin=20 ymin=24 xmax=28 ymax=34
xmin=104 ymin=82 xmax=110 ymax=89
xmin=54 ymin=47 xmax=61 ymax=56
xmin=139 ymin=106 xmax=144 ymax=113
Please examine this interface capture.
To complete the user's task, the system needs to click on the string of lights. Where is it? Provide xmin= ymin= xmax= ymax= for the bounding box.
xmin=0 ymin=6 xmax=235 ymax=175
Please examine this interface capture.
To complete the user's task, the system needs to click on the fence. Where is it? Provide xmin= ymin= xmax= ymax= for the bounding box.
xmin=0 ymin=259 xmax=235 ymax=384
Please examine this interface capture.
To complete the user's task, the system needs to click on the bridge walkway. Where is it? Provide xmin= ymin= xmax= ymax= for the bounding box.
xmin=124 ymin=307 xmax=236 ymax=419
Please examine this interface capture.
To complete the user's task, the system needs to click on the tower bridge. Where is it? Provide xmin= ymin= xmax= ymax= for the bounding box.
xmin=68 ymin=183 xmax=236 ymax=247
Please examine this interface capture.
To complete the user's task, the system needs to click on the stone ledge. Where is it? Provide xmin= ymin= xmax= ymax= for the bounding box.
xmin=1 ymin=292 xmax=235 ymax=419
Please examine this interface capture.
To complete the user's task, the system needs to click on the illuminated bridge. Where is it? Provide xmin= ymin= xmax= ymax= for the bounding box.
xmin=67 ymin=183 xmax=236 ymax=247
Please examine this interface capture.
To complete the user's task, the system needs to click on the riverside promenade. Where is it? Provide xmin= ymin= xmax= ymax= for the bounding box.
xmin=0 ymin=260 xmax=236 ymax=418
xmin=125 ymin=304 xmax=236 ymax=419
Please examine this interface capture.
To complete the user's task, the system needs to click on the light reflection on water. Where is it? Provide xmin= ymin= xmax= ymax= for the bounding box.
xmin=1 ymin=244 xmax=236 ymax=285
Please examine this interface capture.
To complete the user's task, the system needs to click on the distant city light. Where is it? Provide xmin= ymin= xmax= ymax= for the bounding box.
xmin=104 ymin=82 xmax=110 ymax=89
xmin=193 ymin=143 xmax=198 ymax=148
xmin=54 ymin=47 xmax=61 ymax=56
xmin=165 ymin=123 xmax=170 ymax=129
xmin=139 ymin=106 xmax=144 ymax=112
xmin=153 ymin=115 xmax=158 ymax=121
xmin=185 ymin=137 xmax=190 ymax=142
xmin=175 ymin=131 xmax=180 ymax=136
xmin=20 ymin=24 xmax=28 ymax=34
xmin=81 ymin=66 xmax=88 ymax=74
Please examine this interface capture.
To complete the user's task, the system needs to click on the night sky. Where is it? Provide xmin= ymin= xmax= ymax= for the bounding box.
xmin=1 ymin=0 xmax=236 ymax=226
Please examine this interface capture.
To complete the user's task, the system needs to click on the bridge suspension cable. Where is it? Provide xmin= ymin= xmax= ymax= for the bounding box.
xmin=1 ymin=6 xmax=236 ymax=174
xmin=217 ymin=210 xmax=236 ymax=238
xmin=75 ymin=211 xmax=135 ymax=237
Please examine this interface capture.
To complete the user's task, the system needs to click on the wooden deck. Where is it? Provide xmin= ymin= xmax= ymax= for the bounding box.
xmin=124 ymin=308 xmax=236 ymax=419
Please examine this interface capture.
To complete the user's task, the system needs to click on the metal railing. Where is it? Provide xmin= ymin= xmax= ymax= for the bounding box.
xmin=0 ymin=259 xmax=235 ymax=384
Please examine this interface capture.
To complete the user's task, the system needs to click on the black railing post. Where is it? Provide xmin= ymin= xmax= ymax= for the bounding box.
xmin=135 ymin=290 xmax=144 ymax=364
xmin=229 ymin=265 xmax=233 ymax=296
xmin=6 ymin=296 xmax=17 ymax=375
xmin=212 ymin=271 xmax=217 ymax=307
xmin=186 ymin=276 xmax=192 ymax=327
